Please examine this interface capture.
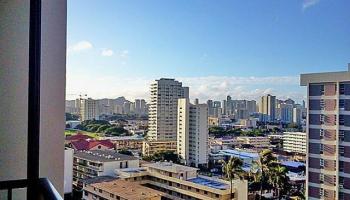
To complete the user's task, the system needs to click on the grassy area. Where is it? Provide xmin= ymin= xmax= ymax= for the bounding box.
xmin=64 ymin=129 xmax=101 ymax=139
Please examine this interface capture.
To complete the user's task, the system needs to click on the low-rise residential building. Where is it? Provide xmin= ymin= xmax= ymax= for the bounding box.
xmin=219 ymin=117 xmax=234 ymax=129
xmin=236 ymin=136 xmax=270 ymax=148
xmin=142 ymin=140 xmax=177 ymax=156
xmin=282 ymin=132 xmax=306 ymax=154
xmin=209 ymin=137 xmax=236 ymax=151
xmin=71 ymin=139 xmax=114 ymax=151
xmin=100 ymin=135 xmax=144 ymax=150
xmin=208 ymin=117 xmax=220 ymax=127
xmin=73 ymin=150 xmax=139 ymax=187
xmin=209 ymin=149 xmax=259 ymax=171
xmin=83 ymin=178 xmax=165 ymax=200
xmin=115 ymin=161 xmax=248 ymax=200
xmin=268 ymin=134 xmax=284 ymax=148
xmin=239 ymin=118 xmax=257 ymax=129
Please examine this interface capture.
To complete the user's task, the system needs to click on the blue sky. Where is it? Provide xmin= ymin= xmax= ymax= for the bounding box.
xmin=66 ymin=0 xmax=350 ymax=102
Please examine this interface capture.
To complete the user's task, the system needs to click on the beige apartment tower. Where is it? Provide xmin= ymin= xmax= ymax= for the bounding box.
xmin=259 ymin=94 xmax=276 ymax=122
xmin=301 ymin=64 xmax=350 ymax=200
xmin=148 ymin=78 xmax=189 ymax=141
xmin=79 ymin=98 xmax=99 ymax=121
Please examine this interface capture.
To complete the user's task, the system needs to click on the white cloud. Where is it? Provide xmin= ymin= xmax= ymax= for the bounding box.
xmin=176 ymin=76 xmax=304 ymax=102
xmin=302 ymin=0 xmax=320 ymax=11
xmin=101 ymin=49 xmax=114 ymax=57
xmin=66 ymin=74 xmax=306 ymax=103
xmin=67 ymin=41 xmax=93 ymax=54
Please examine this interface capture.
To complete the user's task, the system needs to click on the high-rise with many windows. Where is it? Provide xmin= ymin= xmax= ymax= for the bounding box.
xmin=259 ymin=94 xmax=276 ymax=122
xmin=177 ymin=98 xmax=209 ymax=167
xmin=148 ymin=78 xmax=189 ymax=141
xmin=279 ymin=103 xmax=294 ymax=123
xmin=301 ymin=65 xmax=350 ymax=200
xmin=79 ymin=98 xmax=99 ymax=121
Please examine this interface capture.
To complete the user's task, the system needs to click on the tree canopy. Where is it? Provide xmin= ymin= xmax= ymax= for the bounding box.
xmin=75 ymin=120 xmax=130 ymax=136
xmin=143 ymin=151 xmax=180 ymax=164
xmin=65 ymin=112 xmax=79 ymax=121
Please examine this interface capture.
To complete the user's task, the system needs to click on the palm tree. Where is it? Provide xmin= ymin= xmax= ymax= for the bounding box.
xmin=251 ymin=149 xmax=277 ymax=200
xmin=249 ymin=160 xmax=262 ymax=199
xmin=269 ymin=165 xmax=290 ymax=199
xmin=221 ymin=157 xmax=244 ymax=199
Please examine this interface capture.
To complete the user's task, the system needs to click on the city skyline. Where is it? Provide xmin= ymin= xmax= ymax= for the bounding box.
xmin=66 ymin=0 xmax=350 ymax=102
xmin=66 ymin=75 xmax=306 ymax=103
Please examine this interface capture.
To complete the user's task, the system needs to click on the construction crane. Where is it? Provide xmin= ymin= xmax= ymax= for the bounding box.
xmin=66 ymin=94 xmax=87 ymax=120
xmin=66 ymin=93 xmax=88 ymax=99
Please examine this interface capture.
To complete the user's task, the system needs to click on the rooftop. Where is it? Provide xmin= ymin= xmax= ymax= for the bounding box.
xmin=118 ymin=167 xmax=147 ymax=173
xmin=100 ymin=135 xmax=144 ymax=141
xmin=143 ymin=162 xmax=198 ymax=173
xmin=90 ymin=179 xmax=165 ymax=199
xmin=74 ymin=150 xmax=138 ymax=162
xmin=82 ymin=176 xmax=117 ymax=184
xmin=188 ymin=177 xmax=229 ymax=190
xmin=283 ymin=132 xmax=306 ymax=135
xmin=219 ymin=149 xmax=259 ymax=159
xmin=71 ymin=139 xmax=114 ymax=150
xmin=300 ymin=65 xmax=350 ymax=85
xmin=281 ymin=161 xmax=305 ymax=168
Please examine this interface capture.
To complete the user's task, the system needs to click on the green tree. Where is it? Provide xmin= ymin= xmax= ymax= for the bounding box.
xmin=65 ymin=112 xmax=79 ymax=121
xmin=104 ymin=126 xmax=129 ymax=136
xmin=269 ymin=165 xmax=290 ymax=199
xmin=250 ymin=149 xmax=277 ymax=200
xmin=209 ymin=126 xmax=225 ymax=134
xmin=86 ymin=124 xmax=101 ymax=132
xmin=118 ymin=149 xmax=134 ymax=156
xmin=221 ymin=157 xmax=245 ymax=199
xmin=143 ymin=151 xmax=180 ymax=164
xmin=96 ymin=124 xmax=110 ymax=133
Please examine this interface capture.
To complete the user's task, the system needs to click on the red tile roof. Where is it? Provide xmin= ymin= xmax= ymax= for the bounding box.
xmin=71 ymin=139 xmax=114 ymax=150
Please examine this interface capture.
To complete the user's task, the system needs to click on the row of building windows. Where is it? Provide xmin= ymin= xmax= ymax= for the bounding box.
xmin=309 ymin=83 xmax=350 ymax=96
xmin=146 ymin=176 xmax=222 ymax=198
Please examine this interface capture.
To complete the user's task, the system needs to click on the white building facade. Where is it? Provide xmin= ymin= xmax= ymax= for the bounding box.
xmin=177 ymin=98 xmax=208 ymax=167
xmin=79 ymin=98 xmax=99 ymax=121
xmin=282 ymin=132 xmax=307 ymax=154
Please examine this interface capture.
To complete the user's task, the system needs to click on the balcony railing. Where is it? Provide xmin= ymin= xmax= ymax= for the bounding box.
xmin=0 ymin=178 xmax=63 ymax=200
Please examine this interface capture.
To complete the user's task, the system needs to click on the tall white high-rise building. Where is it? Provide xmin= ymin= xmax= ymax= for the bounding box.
xmin=177 ymin=98 xmax=208 ymax=167
xmin=293 ymin=106 xmax=303 ymax=125
xmin=96 ymin=98 xmax=114 ymax=115
xmin=123 ymin=101 xmax=131 ymax=114
xmin=79 ymin=98 xmax=99 ymax=121
xmin=148 ymin=78 xmax=189 ymax=141
xmin=134 ymin=99 xmax=147 ymax=115
xmin=259 ymin=94 xmax=276 ymax=122
xmin=133 ymin=99 xmax=147 ymax=115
